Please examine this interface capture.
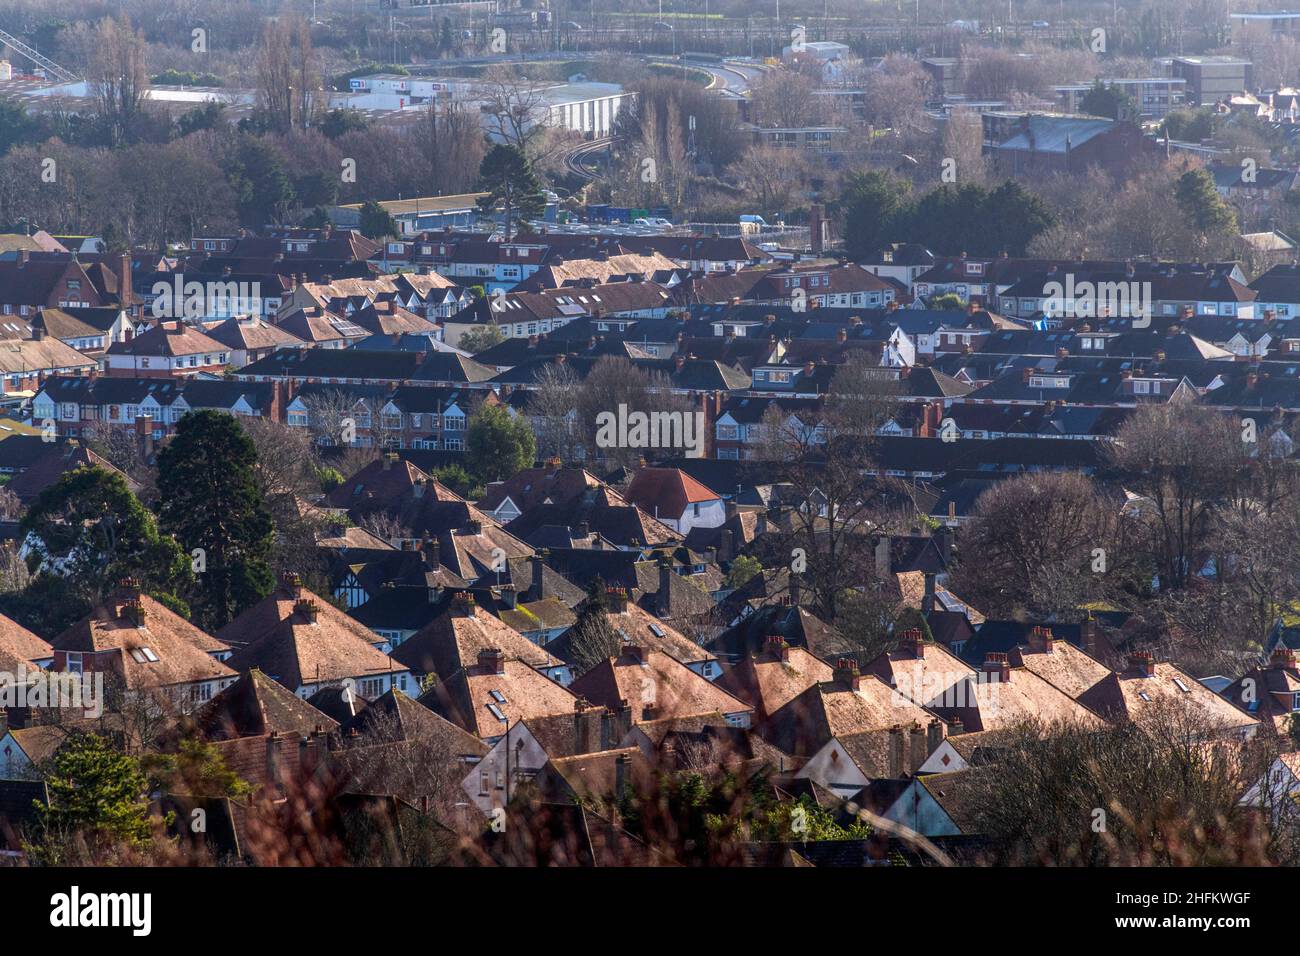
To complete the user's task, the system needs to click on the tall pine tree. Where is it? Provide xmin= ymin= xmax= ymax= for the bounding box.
xmin=156 ymin=411 xmax=274 ymax=630
xmin=476 ymin=144 xmax=546 ymax=240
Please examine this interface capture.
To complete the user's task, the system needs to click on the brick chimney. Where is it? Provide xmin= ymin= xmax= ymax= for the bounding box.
xmin=766 ymin=635 xmax=791 ymax=661
xmin=901 ymin=628 xmax=926 ymax=659
xmin=909 ymin=722 xmax=927 ymax=773
xmin=657 ymin=555 xmax=674 ymax=617
xmin=982 ymin=652 xmax=1011 ymax=683
xmin=605 ymin=587 xmax=629 ymax=613
xmin=1029 ymin=625 xmax=1055 ymax=653
xmin=621 ymin=643 xmax=645 ymax=664
xmin=1270 ymin=645 xmax=1297 ymax=670
xmin=573 ymin=697 xmax=599 ymax=753
xmin=530 ymin=549 xmax=547 ymax=601
xmin=452 ymin=591 xmax=477 ymax=617
xmin=117 ymin=253 xmax=132 ymax=313
xmin=294 ymin=598 xmax=319 ymax=624
xmin=280 ymin=570 xmax=303 ymax=599
xmin=833 ymin=658 xmax=862 ymax=690
xmin=888 ymin=725 xmax=905 ymax=777
xmin=719 ymin=528 xmax=734 ymax=562
xmin=121 ymin=598 xmax=146 ymax=628
xmin=499 ymin=585 xmax=518 ymax=609
xmin=478 ymin=647 xmax=505 ymax=675
xmin=134 ymin=414 xmax=154 ymax=459
xmin=1128 ymin=650 xmax=1156 ymax=678
xmin=926 ymin=718 xmax=944 ymax=753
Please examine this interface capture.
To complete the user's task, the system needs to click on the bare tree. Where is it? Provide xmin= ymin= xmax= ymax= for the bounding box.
xmin=572 ymin=357 xmax=696 ymax=469
xmin=950 ymin=471 xmax=1140 ymax=621
xmin=255 ymin=15 xmax=322 ymax=133
xmin=1105 ymin=401 xmax=1247 ymax=592
xmin=726 ymin=146 xmax=813 ymax=217
xmin=302 ymin=389 xmax=361 ymax=449
xmin=750 ymin=353 xmax=906 ymax=621
xmin=421 ymin=99 xmax=488 ymax=196
xmin=529 ymin=362 xmax=585 ymax=464
xmin=85 ymin=15 xmax=149 ymax=146
xmin=749 ymin=70 xmax=825 ymax=129
xmin=359 ymin=512 xmax=413 ymax=548
xmin=963 ymin=712 xmax=1272 ymax=866
xmin=478 ymin=66 xmax=551 ymax=160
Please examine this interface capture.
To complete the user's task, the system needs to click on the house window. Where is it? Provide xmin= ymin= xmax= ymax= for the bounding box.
xmin=65 ymin=652 xmax=83 ymax=674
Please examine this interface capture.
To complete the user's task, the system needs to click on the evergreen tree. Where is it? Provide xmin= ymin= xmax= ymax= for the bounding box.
xmin=839 ymin=170 xmax=911 ymax=259
xmin=476 ymin=144 xmax=546 ymax=240
xmin=32 ymin=733 xmax=151 ymax=863
xmin=358 ymin=199 xmax=400 ymax=240
xmin=156 ymin=411 xmax=275 ymax=630
xmin=1175 ymin=167 xmax=1237 ymax=236
xmin=1080 ymin=80 xmax=1133 ymax=120
xmin=227 ymin=135 xmax=295 ymax=227
xmin=466 ymin=402 xmax=537 ymax=485
xmin=22 ymin=465 xmax=189 ymax=606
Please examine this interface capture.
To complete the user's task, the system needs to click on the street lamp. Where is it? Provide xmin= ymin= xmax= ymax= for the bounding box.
xmin=654 ymin=21 xmax=676 ymax=56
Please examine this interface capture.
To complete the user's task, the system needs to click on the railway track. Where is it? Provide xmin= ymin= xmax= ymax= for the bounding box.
xmin=561 ymin=136 xmax=613 ymax=182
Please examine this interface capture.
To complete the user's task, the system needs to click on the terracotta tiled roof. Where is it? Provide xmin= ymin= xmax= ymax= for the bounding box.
xmin=0 ymin=612 xmax=52 ymax=664
xmin=106 ymin=321 xmax=227 ymax=358
xmin=338 ymin=687 xmax=487 ymax=752
xmin=624 ymin=467 xmax=722 ymax=519
xmin=1008 ymin=633 xmax=1112 ymax=699
xmin=221 ymin=580 xmax=402 ymax=690
xmin=569 ymin=646 xmax=749 ymax=724
xmin=51 ymin=592 xmax=235 ymax=691
xmin=715 ymin=641 xmax=834 ymax=723
xmin=391 ymin=602 xmax=561 ymax=678
xmin=1080 ymin=658 xmax=1258 ymax=734
xmin=421 ymin=656 xmax=578 ymax=738
xmin=191 ymin=669 xmax=339 ymax=740
xmin=765 ymin=671 xmax=939 ymax=756
xmin=929 ymin=662 xmax=1107 ymax=734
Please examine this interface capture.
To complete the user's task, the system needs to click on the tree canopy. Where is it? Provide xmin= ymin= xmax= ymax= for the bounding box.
xmin=156 ymin=411 xmax=275 ymax=630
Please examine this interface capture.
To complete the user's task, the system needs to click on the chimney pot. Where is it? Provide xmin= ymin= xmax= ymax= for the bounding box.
xmin=478 ymin=647 xmax=505 ymax=675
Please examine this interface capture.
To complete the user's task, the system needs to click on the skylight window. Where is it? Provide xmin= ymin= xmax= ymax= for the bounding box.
xmin=489 ymin=689 xmax=507 ymax=704
xmin=486 ymin=702 xmax=506 ymax=721
xmin=1173 ymin=678 xmax=1190 ymax=693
